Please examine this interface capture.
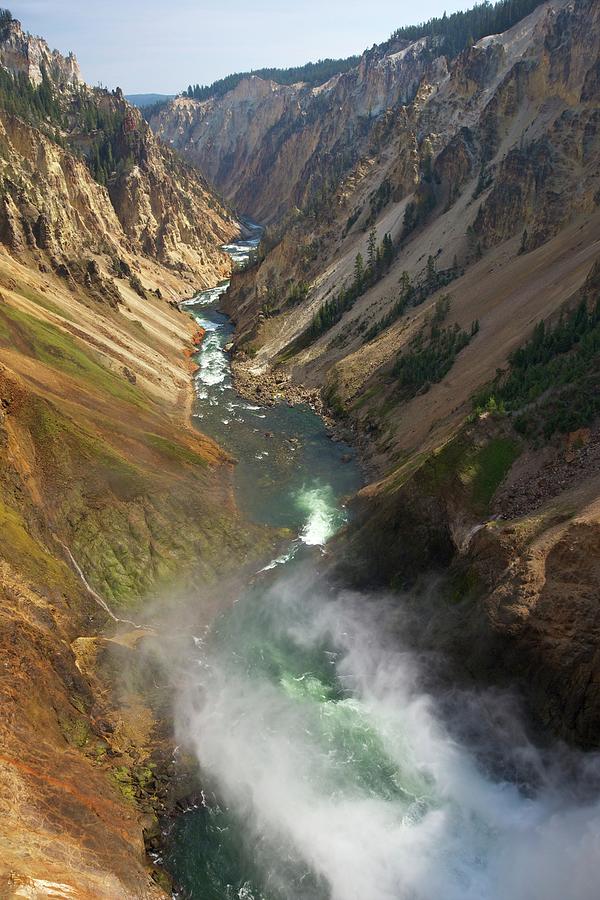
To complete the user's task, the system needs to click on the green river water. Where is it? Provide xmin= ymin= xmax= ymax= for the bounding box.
xmin=162 ymin=228 xmax=600 ymax=900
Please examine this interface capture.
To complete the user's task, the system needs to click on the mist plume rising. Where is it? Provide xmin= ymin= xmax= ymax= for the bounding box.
xmin=165 ymin=566 xmax=600 ymax=900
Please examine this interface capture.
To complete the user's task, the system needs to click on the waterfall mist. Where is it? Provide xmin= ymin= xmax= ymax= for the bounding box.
xmin=168 ymin=565 xmax=600 ymax=900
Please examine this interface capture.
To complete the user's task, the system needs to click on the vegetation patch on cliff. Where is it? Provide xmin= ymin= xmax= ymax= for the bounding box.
xmin=146 ymin=432 xmax=209 ymax=469
xmin=474 ymin=295 xmax=600 ymax=441
xmin=421 ymin=432 xmax=521 ymax=515
xmin=0 ymin=496 xmax=72 ymax=587
xmin=392 ymin=295 xmax=478 ymax=402
xmin=0 ymin=303 xmax=148 ymax=408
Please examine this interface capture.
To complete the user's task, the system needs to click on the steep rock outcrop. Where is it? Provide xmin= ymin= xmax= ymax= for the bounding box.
xmin=0 ymin=112 xmax=125 ymax=259
xmin=0 ymin=106 xmax=237 ymax=290
xmin=0 ymin=12 xmax=239 ymax=291
xmin=0 ymin=14 xmax=80 ymax=88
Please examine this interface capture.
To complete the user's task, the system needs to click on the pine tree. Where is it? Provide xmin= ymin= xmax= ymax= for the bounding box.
xmin=382 ymin=233 xmax=394 ymax=269
xmin=519 ymin=229 xmax=528 ymax=254
xmin=426 ymin=255 xmax=436 ymax=287
xmin=354 ymin=253 xmax=364 ymax=290
xmin=367 ymin=227 xmax=377 ymax=270
xmin=400 ymin=270 xmax=411 ymax=298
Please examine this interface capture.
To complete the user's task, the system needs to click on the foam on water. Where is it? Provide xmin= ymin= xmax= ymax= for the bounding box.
xmin=173 ymin=574 xmax=600 ymax=900
xmin=193 ymin=320 xmax=229 ymax=388
xmin=295 ymin=485 xmax=344 ymax=547
xmin=181 ymin=281 xmax=231 ymax=308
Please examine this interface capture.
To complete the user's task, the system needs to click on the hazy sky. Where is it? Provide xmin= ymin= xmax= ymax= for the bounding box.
xmin=10 ymin=0 xmax=475 ymax=94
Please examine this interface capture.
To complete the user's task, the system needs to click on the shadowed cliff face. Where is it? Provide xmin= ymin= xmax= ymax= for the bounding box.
xmin=337 ymin=407 xmax=600 ymax=750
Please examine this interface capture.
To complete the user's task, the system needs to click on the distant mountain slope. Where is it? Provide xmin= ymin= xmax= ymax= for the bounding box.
xmin=126 ymin=92 xmax=173 ymax=107
xmin=151 ymin=0 xmax=547 ymax=223
xmin=151 ymin=44 xmax=434 ymax=222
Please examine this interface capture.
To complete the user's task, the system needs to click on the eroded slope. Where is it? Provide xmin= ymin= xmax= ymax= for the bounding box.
xmin=0 ymin=13 xmax=274 ymax=897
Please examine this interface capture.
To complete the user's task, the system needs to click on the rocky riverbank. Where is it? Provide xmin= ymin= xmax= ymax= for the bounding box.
xmin=228 ymin=350 xmax=384 ymax=480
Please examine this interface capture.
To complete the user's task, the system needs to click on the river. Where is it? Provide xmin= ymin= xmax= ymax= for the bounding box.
xmin=163 ymin=228 xmax=600 ymax=900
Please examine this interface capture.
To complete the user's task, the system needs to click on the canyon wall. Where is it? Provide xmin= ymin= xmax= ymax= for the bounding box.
xmin=0 ymin=14 xmax=274 ymax=897
xmin=151 ymin=39 xmax=440 ymax=222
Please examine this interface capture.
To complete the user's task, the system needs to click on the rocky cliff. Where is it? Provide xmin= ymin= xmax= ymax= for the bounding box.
xmin=0 ymin=98 xmax=238 ymax=292
xmin=0 ymin=13 xmax=80 ymax=88
xmin=0 ymin=12 xmax=239 ymax=291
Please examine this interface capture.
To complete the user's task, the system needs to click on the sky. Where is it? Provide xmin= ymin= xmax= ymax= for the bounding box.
xmin=10 ymin=0 xmax=476 ymax=95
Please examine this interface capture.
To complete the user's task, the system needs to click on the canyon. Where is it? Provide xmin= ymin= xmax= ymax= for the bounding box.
xmin=1 ymin=0 xmax=600 ymax=897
